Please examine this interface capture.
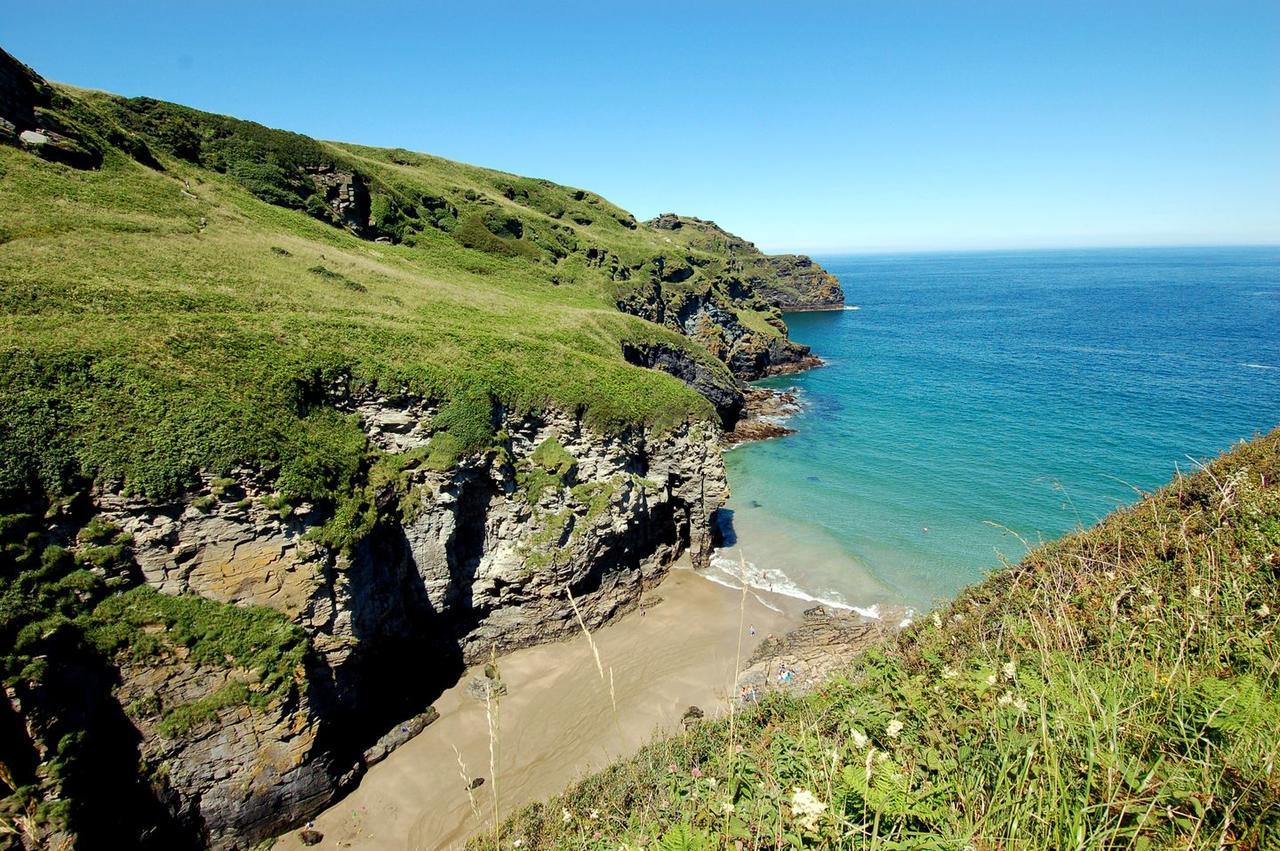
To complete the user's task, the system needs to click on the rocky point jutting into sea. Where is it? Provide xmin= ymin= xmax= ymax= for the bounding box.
xmin=0 ymin=46 xmax=843 ymax=850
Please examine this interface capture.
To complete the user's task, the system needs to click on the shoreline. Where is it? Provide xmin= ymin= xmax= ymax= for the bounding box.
xmin=273 ymin=565 xmax=805 ymax=851
xmin=777 ymin=302 xmax=852 ymax=313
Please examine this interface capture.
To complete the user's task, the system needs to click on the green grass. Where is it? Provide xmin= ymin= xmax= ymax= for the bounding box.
xmin=0 ymin=81 xmax=816 ymax=513
xmin=488 ymin=431 xmax=1280 ymax=849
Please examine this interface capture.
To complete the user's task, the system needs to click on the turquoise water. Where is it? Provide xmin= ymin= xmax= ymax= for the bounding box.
xmin=711 ymin=247 xmax=1280 ymax=618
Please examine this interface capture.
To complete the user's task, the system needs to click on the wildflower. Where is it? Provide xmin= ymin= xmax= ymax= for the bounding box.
xmin=789 ymin=788 xmax=827 ymax=831
xmin=941 ymin=665 xmax=958 ymax=680
xmin=706 ymin=777 xmax=719 ymax=788
xmin=997 ymin=691 xmax=1013 ymax=707
xmin=722 ymin=800 xmax=735 ymax=814
xmin=886 ymin=719 xmax=903 ymax=738
xmin=1012 ymin=695 xmax=1028 ymax=713
xmin=1191 ymin=585 xmax=1202 ymax=599
xmin=690 ymin=767 xmax=703 ymax=779
xmin=589 ymin=809 xmax=599 ymax=820
xmin=985 ymin=673 xmax=997 ymax=686
xmin=1002 ymin=660 xmax=1016 ymax=681
xmin=1104 ymin=570 xmax=1116 ymax=580
xmin=513 ymin=840 xmax=524 ymax=849
xmin=1259 ymin=603 xmax=1271 ymax=617
xmin=932 ymin=612 xmax=943 ymax=628
xmin=850 ymin=728 xmax=868 ymax=749
xmin=666 ymin=763 xmax=678 ymax=774
xmin=561 ymin=807 xmax=573 ymax=824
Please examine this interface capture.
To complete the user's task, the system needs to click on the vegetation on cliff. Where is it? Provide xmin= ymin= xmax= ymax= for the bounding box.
xmin=490 ymin=430 xmax=1280 ymax=849
xmin=0 ymin=44 xmax=842 ymax=847
xmin=0 ymin=46 xmax=830 ymax=517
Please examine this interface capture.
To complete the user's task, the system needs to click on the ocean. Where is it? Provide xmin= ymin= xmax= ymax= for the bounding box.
xmin=709 ymin=246 xmax=1280 ymax=620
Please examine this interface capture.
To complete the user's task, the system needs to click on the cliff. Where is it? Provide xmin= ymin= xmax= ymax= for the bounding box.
xmin=0 ymin=46 xmax=837 ymax=849
xmin=645 ymin=213 xmax=845 ymax=310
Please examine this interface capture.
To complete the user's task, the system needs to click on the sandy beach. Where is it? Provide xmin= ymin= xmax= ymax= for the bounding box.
xmin=274 ymin=564 xmax=802 ymax=851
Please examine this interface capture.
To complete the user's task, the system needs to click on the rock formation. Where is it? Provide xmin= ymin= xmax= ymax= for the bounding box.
xmin=11 ymin=396 xmax=728 ymax=849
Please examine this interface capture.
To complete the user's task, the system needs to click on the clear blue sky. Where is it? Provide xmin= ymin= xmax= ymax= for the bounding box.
xmin=4 ymin=2 xmax=1278 ymax=253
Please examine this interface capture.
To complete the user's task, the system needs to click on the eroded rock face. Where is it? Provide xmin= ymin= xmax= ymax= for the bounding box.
xmin=616 ymin=281 xmax=817 ymax=380
xmin=114 ymin=658 xmax=342 ymax=851
xmin=88 ymin=400 xmax=728 ymax=848
xmin=621 ymin=341 xmax=745 ymax=426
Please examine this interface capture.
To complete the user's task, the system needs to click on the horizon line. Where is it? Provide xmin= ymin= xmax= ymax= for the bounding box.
xmin=773 ymin=241 xmax=1280 ymax=259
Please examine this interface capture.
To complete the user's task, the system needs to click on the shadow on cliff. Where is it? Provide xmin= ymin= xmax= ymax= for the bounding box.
xmin=16 ymin=634 xmax=203 ymax=849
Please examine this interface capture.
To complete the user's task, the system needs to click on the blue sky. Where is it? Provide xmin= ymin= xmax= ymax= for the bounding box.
xmin=4 ymin=2 xmax=1278 ymax=253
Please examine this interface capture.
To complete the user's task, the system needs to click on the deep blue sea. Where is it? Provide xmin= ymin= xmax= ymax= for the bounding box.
xmin=710 ymin=247 xmax=1280 ymax=620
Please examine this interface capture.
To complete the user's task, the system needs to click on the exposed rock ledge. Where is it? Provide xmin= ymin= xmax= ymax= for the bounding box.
xmin=738 ymin=606 xmax=894 ymax=693
xmin=724 ymin=386 xmax=802 ymax=447
xmin=46 ymin=395 xmax=729 ymax=849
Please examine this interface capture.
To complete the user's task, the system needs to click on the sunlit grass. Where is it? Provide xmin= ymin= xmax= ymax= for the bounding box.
xmin=489 ymin=431 xmax=1280 ymax=849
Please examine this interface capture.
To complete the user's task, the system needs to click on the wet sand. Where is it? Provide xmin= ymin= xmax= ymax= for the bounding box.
xmin=275 ymin=564 xmax=802 ymax=851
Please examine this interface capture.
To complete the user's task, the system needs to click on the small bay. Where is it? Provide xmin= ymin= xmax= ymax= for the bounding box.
xmin=712 ymin=247 xmax=1280 ymax=616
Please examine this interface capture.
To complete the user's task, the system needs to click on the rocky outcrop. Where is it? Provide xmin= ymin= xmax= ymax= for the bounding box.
xmin=644 ymin=214 xmax=844 ymax=310
xmin=0 ymin=49 xmax=103 ymax=169
xmin=738 ymin=606 xmax=893 ymax=693
xmin=755 ymin=255 xmax=844 ymax=310
xmin=621 ymin=342 xmax=744 ymax=426
xmin=75 ymin=397 xmax=728 ymax=848
xmin=305 ymin=165 xmax=372 ymax=237
xmin=617 ymin=281 xmax=818 ymax=381
xmin=724 ymin=386 xmax=801 ymax=447
xmin=112 ymin=657 xmax=343 ymax=851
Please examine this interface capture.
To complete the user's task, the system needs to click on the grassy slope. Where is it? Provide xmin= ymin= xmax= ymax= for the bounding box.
xmin=1 ymin=80 xmax=799 ymax=509
xmin=0 ymin=66 xmax=804 ymax=841
xmin=491 ymin=431 xmax=1280 ymax=849
xmin=0 ymin=131 xmax=701 ymax=502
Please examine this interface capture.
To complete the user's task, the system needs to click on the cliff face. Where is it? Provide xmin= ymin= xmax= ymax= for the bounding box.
xmin=645 ymin=214 xmax=845 ymax=310
xmin=7 ymin=397 xmax=726 ymax=849
xmin=0 ymin=47 xmax=826 ymax=850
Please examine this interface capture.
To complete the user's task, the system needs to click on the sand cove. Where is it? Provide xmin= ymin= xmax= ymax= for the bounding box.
xmin=275 ymin=564 xmax=804 ymax=850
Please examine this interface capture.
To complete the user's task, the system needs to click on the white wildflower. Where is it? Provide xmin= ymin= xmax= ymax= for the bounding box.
xmin=1259 ymin=603 xmax=1271 ymax=617
xmin=1104 ymin=570 xmax=1116 ymax=580
xmin=997 ymin=691 xmax=1013 ymax=707
xmin=886 ymin=719 xmax=903 ymax=739
xmin=851 ymin=728 xmax=868 ymax=749
xmin=876 ymin=750 xmax=889 ymax=763
xmin=941 ymin=665 xmax=958 ymax=680
xmin=706 ymin=777 xmax=719 ymax=788
xmin=1013 ymin=695 xmax=1029 ymax=713
xmin=1002 ymin=660 xmax=1016 ymax=681
xmin=1190 ymin=585 xmax=1202 ymax=599
xmin=561 ymin=808 xmax=572 ymax=824
xmin=986 ymin=673 xmax=997 ymax=686
xmin=932 ymin=612 xmax=943 ymax=628
xmin=589 ymin=809 xmax=599 ymax=820
xmin=789 ymin=788 xmax=827 ymax=831
xmin=513 ymin=840 xmax=524 ymax=849
xmin=722 ymin=800 xmax=735 ymax=814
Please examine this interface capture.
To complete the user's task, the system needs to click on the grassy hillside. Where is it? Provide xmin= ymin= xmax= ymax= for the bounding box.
xmin=0 ymin=46 xmax=843 ymax=845
xmin=0 ymin=47 xmax=817 ymax=513
xmin=490 ymin=430 xmax=1280 ymax=849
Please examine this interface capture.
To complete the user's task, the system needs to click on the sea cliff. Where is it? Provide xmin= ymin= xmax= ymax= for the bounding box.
xmin=0 ymin=46 xmax=842 ymax=849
